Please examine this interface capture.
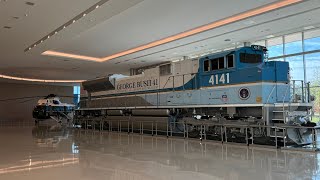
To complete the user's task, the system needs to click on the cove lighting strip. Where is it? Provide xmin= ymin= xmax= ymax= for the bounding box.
xmin=42 ymin=0 xmax=302 ymax=62
xmin=0 ymin=74 xmax=84 ymax=83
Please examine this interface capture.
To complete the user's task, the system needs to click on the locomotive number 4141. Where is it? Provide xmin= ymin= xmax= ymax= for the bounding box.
xmin=209 ymin=73 xmax=230 ymax=85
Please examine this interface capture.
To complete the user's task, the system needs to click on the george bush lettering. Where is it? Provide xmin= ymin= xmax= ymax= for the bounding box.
xmin=117 ymin=79 xmax=158 ymax=90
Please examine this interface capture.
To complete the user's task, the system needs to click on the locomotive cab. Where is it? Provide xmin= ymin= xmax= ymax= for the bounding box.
xmin=198 ymin=45 xmax=289 ymax=104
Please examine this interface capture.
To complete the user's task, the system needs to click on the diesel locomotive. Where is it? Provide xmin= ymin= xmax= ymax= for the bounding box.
xmin=75 ymin=45 xmax=315 ymax=145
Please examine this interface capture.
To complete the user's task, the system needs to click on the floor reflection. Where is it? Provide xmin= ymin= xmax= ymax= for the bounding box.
xmin=0 ymin=127 xmax=319 ymax=180
xmin=73 ymin=130 xmax=320 ymax=180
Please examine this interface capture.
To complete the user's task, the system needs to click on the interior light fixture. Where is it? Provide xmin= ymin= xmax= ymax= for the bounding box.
xmin=96 ymin=5 xmax=99 ymax=8
xmin=42 ymin=0 xmax=302 ymax=62
xmin=42 ymin=51 xmax=102 ymax=62
xmin=266 ymin=35 xmax=275 ymax=38
xmin=0 ymin=74 xmax=84 ymax=83
xmin=303 ymin=26 xmax=315 ymax=30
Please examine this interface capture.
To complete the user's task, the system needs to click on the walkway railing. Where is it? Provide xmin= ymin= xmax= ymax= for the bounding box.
xmin=74 ymin=117 xmax=320 ymax=152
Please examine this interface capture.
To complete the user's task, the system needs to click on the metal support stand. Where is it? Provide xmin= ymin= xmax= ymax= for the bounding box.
xmin=251 ymin=127 xmax=254 ymax=144
xmin=152 ymin=122 xmax=154 ymax=136
xmin=224 ymin=126 xmax=227 ymax=142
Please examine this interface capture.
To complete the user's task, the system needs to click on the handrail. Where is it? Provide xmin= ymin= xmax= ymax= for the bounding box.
xmin=282 ymin=84 xmax=291 ymax=123
xmin=161 ymin=73 xmax=196 ymax=89
xmin=162 ymin=76 xmax=172 ymax=89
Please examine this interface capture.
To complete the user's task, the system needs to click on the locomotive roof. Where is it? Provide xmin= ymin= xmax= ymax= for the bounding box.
xmin=200 ymin=46 xmax=265 ymax=61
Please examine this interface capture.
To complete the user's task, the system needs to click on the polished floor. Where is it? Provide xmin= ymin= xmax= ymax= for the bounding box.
xmin=0 ymin=126 xmax=319 ymax=180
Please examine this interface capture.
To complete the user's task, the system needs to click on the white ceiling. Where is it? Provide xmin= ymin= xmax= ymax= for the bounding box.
xmin=0 ymin=0 xmax=320 ymax=82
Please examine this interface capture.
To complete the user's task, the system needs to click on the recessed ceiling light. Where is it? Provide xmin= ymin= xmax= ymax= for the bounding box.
xmin=63 ymin=26 xmax=66 ymax=29
xmin=33 ymin=44 xmax=37 ymax=47
xmin=72 ymin=20 xmax=76 ymax=23
xmin=47 ymin=35 xmax=50 ymax=39
xmin=28 ymin=47 xmax=31 ymax=50
xmin=95 ymin=5 xmax=99 ymax=8
xmin=25 ymin=14 xmax=28 ymax=17
xmin=304 ymin=26 xmax=315 ymax=30
xmin=40 ymin=40 xmax=43 ymax=43
xmin=243 ymin=20 xmax=256 ymax=25
xmin=83 ymin=13 xmax=86 ymax=17
xmin=54 ymin=31 xmax=57 ymax=34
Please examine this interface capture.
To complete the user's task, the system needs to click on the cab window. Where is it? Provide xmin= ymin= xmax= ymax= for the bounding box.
xmin=240 ymin=53 xmax=261 ymax=63
xmin=211 ymin=57 xmax=224 ymax=70
xmin=204 ymin=60 xmax=210 ymax=72
xmin=227 ymin=54 xmax=234 ymax=68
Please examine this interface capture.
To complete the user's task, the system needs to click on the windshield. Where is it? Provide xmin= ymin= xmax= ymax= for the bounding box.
xmin=240 ymin=53 xmax=262 ymax=63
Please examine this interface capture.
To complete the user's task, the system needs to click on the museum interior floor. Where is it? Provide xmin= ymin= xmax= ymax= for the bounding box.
xmin=0 ymin=126 xmax=319 ymax=180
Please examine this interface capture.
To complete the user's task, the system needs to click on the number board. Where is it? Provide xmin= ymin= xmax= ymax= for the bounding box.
xmin=251 ymin=45 xmax=264 ymax=51
xmin=209 ymin=73 xmax=230 ymax=85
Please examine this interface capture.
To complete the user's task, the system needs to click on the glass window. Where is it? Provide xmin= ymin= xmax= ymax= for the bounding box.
xmin=73 ymin=86 xmax=81 ymax=105
xmin=269 ymin=58 xmax=284 ymax=61
xmin=305 ymin=52 xmax=320 ymax=118
xmin=240 ymin=53 xmax=261 ymax=63
xmin=267 ymin=37 xmax=283 ymax=57
xmin=305 ymin=53 xmax=320 ymax=84
xmin=286 ymin=55 xmax=304 ymax=81
xmin=211 ymin=58 xmax=219 ymax=70
xmin=304 ymin=29 xmax=320 ymax=52
xmin=227 ymin=55 xmax=234 ymax=68
xmin=204 ymin=60 xmax=210 ymax=72
xmin=218 ymin=57 xmax=224 ymax=69
xmin=73 ymin=86 xmax=80 ymax=94
xmin=284 ymin=33 xmax=302 ymax=55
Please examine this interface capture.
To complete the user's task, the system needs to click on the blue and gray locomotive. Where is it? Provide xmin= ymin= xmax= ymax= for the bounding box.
xmin=75 ymin=45 xmax=314 ymax=145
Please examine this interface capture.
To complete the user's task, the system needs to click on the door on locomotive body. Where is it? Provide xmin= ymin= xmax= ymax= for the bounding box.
xmin=231 ymin=46 xmax=265 ymax=104
xmin=199 ymin=51 xmax=236 ymax=105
